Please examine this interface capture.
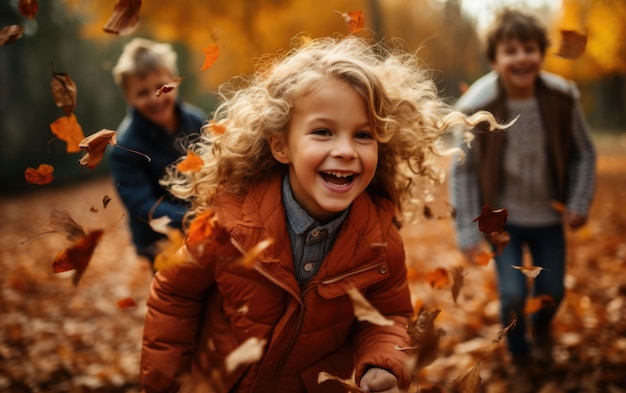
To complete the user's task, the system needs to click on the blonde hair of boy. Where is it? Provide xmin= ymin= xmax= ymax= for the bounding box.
xmin=112 ymin=38 xmax=179 ymax=93
xmin=163 ymin=35 xmax=499 ymax=222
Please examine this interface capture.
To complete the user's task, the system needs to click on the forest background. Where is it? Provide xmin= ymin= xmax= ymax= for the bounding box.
xmin=1 ymin=0 xmax=625 ymax=192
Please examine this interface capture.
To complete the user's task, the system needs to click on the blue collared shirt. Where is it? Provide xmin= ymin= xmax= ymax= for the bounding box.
xmin=281 ymin=175 xmax=349 ymax=286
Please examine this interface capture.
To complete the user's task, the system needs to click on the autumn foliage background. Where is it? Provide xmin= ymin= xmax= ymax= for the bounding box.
xmin=1 ymin=0 xmax=625 ymax=392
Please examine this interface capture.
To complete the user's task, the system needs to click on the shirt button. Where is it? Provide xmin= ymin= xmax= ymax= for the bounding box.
xmin=303 ymin=262 xmax=315 ymax=272
xmin=311 ymin=229 xmax=321 ymax=237
xmin=379 ymin=265 xmax=388 ymax=274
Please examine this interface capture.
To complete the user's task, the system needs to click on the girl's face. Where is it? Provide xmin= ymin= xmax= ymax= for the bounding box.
xmin=492 ymin=37 xmax=544 ymax=99
xmin=124 ymin=69 xmax=178 ymax=131
xmin=270 ymin=78 xmax=378 ymax=223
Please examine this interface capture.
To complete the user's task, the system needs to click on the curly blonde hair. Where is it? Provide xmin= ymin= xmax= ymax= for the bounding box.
xmin=163 ymin=35 xmax=498 ymax=222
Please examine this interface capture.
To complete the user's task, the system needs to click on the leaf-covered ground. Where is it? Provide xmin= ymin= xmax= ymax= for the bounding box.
xmin=1 ymin=136 xmax=624 ymax=392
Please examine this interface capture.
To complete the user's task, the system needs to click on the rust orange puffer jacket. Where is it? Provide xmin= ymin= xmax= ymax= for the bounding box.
xmin=141 ymin=176 xmax=413 ymax=393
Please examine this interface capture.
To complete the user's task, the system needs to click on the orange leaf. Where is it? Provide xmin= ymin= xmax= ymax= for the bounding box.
xmin=187 ymin=209 xmax=218 ymax=246
xmin=201 ymin=43 xmax=220 ymax=71
xmin=176 ymin=150 xmax=204 ymax=173
xmin=0 ymin=25 xmax=24 ymax=46
xmin=239 ymin=238 xmax=273 ymax=269
xmin=155 ymin=77 xmax=183 ymax=97
xmin=51 ymin=69 xmax=77 ymax=116
xmin=78 ymin=129 xmax=117 ymax=169
xmin=525 ymin=295 xmax=554 ymax=314
xmin=102 ymin=0 xmax=141 ymax=36
xmin=554 ymin=30 xmax=587 ymax=59
xmin=473 ymin=251 xmax=494 ymax=266
xmin=50 ymin=114 xmax=85 ymax=153
xmin=406 ymin=266 xmax=420 ymax=281
xmin=511 ymin=265 xmax=548 ymax=279
xmin=116 ymin=297 xmax=137 ymax=308
xmin=335 ymin=10 xmax=365 ymax=33
xmin=426 ymin=267 xmax=449 ymax=289
xmin=550 ymin=200 xmax=566 ymax=214
xmin=206 ymin=120 xmax=226 ymax=135
xmin=18 ymin=0 xmax=39 ymax=19
xmin=24 ymin=164 xmax=53 ymax=185
xmin=52 ymin=229 xmax=104 ymax=286
xmin=154 ymin=229 xmax=188 ymax=272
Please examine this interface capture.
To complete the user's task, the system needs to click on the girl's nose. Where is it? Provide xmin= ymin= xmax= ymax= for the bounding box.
xmin=331 ymin=136 xmax=357 ymax=159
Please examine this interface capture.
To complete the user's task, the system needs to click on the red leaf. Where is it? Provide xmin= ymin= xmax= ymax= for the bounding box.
xmin=24 ymin=164 xmax=53 ymax=185
xmin=473 ymin=205 xmax=508 ymax=234
xmin=52 ymin=229 xmax=104 ymax=286
xmin=18 ymin=0 xmax=39 ymax=19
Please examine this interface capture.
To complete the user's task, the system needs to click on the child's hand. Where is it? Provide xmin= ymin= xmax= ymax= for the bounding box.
xmin=564 ymin=211 xmax=587 ymax=230
xmin=360 ymin=367 xmax=399 ymax=393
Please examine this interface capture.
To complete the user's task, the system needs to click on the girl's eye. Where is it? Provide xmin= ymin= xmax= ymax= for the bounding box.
xmin=355 ymin=131 xmax=374 ymax=140
xmin=313 ymin=128 xmax=331 ymax=136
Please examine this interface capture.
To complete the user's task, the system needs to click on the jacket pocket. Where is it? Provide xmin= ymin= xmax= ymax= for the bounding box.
xmin=316 ymin=262 xmax=389 ymax=300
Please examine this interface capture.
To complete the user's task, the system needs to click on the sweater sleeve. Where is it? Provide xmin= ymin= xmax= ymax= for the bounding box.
xmin=449 ymin=132 xmax=483 ymax=250
xmin=565 ymin=101 xmax=596 ymax=217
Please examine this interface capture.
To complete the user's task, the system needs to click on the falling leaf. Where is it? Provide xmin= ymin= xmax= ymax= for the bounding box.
xmin=450 ymin=266 xmax=466 ymax=304
xmin=116 ymin=297 xmax=137 ymax=308
xmin=18 ymin=0 xmax=38 ymax=19
xmin=176 ymin=150 xmax=204 ymax=173
xmin=224 ymin=337 xmax=267 ymax=373
xmin=511 ymin=265 xmax=548 ymax=279
xmin=206 ymin=120 xmax=226 ymax=135
xmin=201 ymin=43 xmax=220 ymax=71
xmin=239 ymin=238 xmax=273 ymax=269
xmin=406 ymin=267 xmax=420 ymax=282
xmin=52 ymin=229 xmax=104 ymax=286
xmin=0 ymin=25 xmax=24 ymax=46
xmin=102 ymin=195 xmax=112 ymax=209
xmin=155 ymin=77 xmax=183 ymax=97
xmin=154 ymin=230 xmax=188 ymax=272
xmin=492 ymin=319 xmax=517 ymax=343
xmin=335 ymin=10 xmax=365 ymax=33
xmin=426 ymin=268 xmax=450 ymax=289
xmin=24 ymin=164 xmax=54 ymax=185
xmin=407 ymin=306 xmax=442 ymax=372
xmin=453 ymin=362 xmax=482 ymax=393
xmin=525 ymin=295 xmax=554 ymax=314
xmin=473 ymin=251 xmax=494 ymax=266
xmin=45 ymin=209 xmax=87 ymax=242
xmin=348 ymin=287 xmax=394 ymax=326
xmin=554 ymin=30 xmax=587 ymax=59
xmin=102 ymin=0 xmax=141 ymax=36
xmin=551 ymin=200 xmax=566 ymax=214
xmin=50 ymin=68 xmax=77 ymax=116
xmin=317 ymin=371 xmax=363 ymax=392
xmin=473 ymin=205 xmax=508 ymax=234
xmin=488 ymin=231 xmax=510 ymax=255
xmin=186 ymin=209 xmax=229 ymax=257
xmin=50 ymin=114 xmax=85 ymax=153
xmin=78 ymin=129 xmax=117 ymax=169
xmin=149 ymin=215 xmax=173 ymax=235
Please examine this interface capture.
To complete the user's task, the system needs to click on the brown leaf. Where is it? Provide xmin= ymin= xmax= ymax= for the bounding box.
xmin=348 ymin=287 xmax=394 ymax=326
xmin=51 ymin=70 xmax=77 ymax=116
xmin=525 ymin=295 xmax=554 ymax=314
xmin=201 ymin=43 xmax=220 ymax=71
xmin=50 ymin=114 xmax=85 ymax=153
xmin=511 ymin=265 xmax=548 ymax=279
xmin=492 ymin=319 xmax=517 ymax=343
xmin=0 ymin=25 xmax=24 ymax=46
xmin=18 ymin=0 xmax=39 ymax=19
xmin=78 ymin=129 xmax=117 ymax=169
xmin=554 ymin=30 xmax=587 ymax=59
xmin=52 ymin=229 xmax=104 ymax=286
xmin=45 ymin=209 xmax=86 ymax=242
xmin=453 ymin=362 xmax=482 ymax=393
xmin=102 ymin=0 xmax=141 ymax=35
xmin=155 ymin=77 xmax=183 ymax=97
xmin=335 ymin=10 xmax=365 ymax=33
xmin=407 ymin=306 xmax=442 ymax=372
xmin=24 ymin=164 xmax=53 ymax=185
xmin=224 ymin=337 xmax=267 ymax=373
xmin=551 ymin=200 xmax=566 ymax=214
xmin=450 ymin=266 xmax=466 ymax=304
xmin=318 ymin=371 xmax=363 ymax=392
xmin=473 ymin=205 xmax=508 ymax=234
xmin=102 ymin=195 xmax=112 ymax=209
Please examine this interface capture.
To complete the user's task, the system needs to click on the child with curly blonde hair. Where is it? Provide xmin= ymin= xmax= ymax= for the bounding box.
xmin=141 ymin=35 xmax=498 ymax=393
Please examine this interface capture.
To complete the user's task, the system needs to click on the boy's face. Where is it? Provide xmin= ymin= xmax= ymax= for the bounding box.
xmin=492 ymin=38 xmax=544 ymax=99
xmin=124 ymin=69 xmax=178 ymax=130
xmin=270 ymin=78 xmax=378 ymax=223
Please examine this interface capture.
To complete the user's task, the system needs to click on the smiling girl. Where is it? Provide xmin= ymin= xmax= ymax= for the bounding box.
xmin=140 ymin=35 xmax=498 ymax=393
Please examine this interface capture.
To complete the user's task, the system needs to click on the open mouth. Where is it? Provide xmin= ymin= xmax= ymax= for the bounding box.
xmin=320 ymin=171 xmax=355 ymax=186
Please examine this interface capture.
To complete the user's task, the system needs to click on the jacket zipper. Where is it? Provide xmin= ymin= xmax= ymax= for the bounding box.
xmin=320 ymin=262 xmax=383 ymax=285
